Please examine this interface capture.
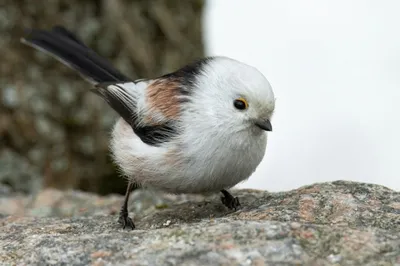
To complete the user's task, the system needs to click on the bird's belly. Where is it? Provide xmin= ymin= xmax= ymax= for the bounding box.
xmin=111 ymin=119 xmax=268 ymax=194
xmin=158 ymin=134 xmax=268 ymax=194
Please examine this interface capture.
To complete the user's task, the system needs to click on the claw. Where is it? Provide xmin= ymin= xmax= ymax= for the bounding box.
xmin=118 ymin=210 xmax=135 ymax=230
xmin=220 ymin=190 xmax=241 ymax=211
xmin=118 ymin=181 xmax=136 ymax=230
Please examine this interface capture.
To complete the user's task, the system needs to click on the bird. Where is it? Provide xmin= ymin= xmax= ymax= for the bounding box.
xmin=20 ymin=25 xmax=275 ymax=230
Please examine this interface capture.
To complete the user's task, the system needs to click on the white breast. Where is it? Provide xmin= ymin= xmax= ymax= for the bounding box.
xmin=110 ymin=118 xmax=268 ymax=194
xmin=169 ymin=128 xmax=267 ymax=194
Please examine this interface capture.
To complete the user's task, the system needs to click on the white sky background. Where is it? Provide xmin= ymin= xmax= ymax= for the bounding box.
xmin=203 ymin=0 xmax=400 ymax=192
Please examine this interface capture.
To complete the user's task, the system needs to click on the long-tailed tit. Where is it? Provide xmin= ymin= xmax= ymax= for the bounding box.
xmin=21 ymin=26 xmax=275 ymax=229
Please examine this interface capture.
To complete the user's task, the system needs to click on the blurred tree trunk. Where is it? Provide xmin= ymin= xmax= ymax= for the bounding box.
xmin=0 ymin=0 xmax=205 ymax=195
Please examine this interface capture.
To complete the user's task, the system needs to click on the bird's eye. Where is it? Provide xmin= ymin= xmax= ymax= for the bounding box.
xmin=233 ymin=98 xmax=248 ymax=110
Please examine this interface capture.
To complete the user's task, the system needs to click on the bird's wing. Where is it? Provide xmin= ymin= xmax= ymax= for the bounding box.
xmin=94 ymin=77 xmax=185 ymax=146
xmin=21 ymin=25 xmax=182 ymax=146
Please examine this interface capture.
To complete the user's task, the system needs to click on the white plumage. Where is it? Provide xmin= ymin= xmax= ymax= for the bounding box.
xmin=110 ymin=57 xmax=275 ymax=194
xmin=21 ymin=26 xmax=275 ymax=230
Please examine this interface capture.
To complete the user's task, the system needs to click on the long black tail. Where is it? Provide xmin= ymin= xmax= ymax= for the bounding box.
xmin=21 ymin=26 xmax=132 ymax=84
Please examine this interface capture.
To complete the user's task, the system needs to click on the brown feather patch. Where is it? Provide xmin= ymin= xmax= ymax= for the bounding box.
xmin=146 ymin=78 xmax=181 ymax=120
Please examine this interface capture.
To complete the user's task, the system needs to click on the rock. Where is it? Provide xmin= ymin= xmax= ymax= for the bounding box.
xmin=1 ymin=181 xmax=399 ymax=265
xmin=0 ymin=0 xmax=205 ymax=194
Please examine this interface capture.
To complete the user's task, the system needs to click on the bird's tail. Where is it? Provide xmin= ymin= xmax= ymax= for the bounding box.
xmin=21 ymin=26 xmax=131 ymax=84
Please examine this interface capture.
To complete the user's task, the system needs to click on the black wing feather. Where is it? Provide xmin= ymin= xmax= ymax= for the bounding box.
xmin=21 ymin=25 xmax=177 ymax=146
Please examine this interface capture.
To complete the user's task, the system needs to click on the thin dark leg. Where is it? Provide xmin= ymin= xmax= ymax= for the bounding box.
xmin=220 ymin=189 xmax=241 ymax=211
xmin=118 ymin=181 xmax=136 ymax=230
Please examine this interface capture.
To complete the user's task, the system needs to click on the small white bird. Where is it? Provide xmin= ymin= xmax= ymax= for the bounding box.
xmin=21 ymin=26 xmax=275 ymax=229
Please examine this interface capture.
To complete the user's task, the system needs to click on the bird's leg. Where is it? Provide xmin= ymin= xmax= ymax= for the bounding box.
xmin=220 ymin=189 xmax=241 ymax=210
xmin=118 ymin=181 xmax=136 ymax=230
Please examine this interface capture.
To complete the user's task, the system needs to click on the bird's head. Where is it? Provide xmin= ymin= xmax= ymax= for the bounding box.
xmin=187 ymin=56 xmax=275 ymax=134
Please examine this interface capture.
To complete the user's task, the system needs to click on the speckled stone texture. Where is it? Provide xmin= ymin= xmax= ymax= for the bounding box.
xmin=1 ymin=181 xmax=399 ymax=265
xmin=0 ymin=0 xmax=205 ymax=194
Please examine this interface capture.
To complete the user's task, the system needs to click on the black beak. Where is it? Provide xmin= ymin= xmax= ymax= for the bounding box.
xmin=255 ymin=119 xmax=272 ymax=131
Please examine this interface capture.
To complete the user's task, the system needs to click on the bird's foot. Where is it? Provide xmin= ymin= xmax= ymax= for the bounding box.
xmin=118 ymin=209 xmax=135 ymax=230
xmin=220 ymin=189 xmax=241 ymax=211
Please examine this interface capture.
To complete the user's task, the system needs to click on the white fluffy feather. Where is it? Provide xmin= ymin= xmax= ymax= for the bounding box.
xmin=110 ymin=56 xmax=275 ymax=194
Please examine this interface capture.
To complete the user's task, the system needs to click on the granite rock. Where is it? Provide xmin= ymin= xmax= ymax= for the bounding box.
xmin=1 ymin=181 xmax=399 ymax=265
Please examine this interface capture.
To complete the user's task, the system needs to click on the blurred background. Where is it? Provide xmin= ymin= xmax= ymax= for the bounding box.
xmin=204 ymin=0 xmax=400 ymax=192
xmin=0 ymin=0 xmax=399 ymax=198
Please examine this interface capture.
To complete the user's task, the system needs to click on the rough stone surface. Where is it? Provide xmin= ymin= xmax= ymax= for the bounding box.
xmin=0 ymin=0 xmax=205 ymax=194
xmin=1 ymin=181 xmax=399 ymax=265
